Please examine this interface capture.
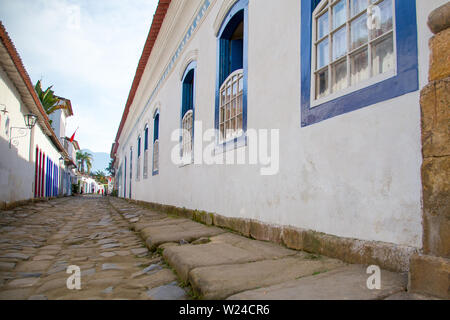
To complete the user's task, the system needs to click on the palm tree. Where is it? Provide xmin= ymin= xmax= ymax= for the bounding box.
xmin=93 ymin=170 xmax=107 ymax=184
xmin=76 ymin=151 xmax=93 ymax=174
xmin=106 ymin=159 xmax=114 ymax=175
xmin=85 ymin=154 xmax=93 ymax=174
xmin=34 ymin=80 xmax=68 ymax=116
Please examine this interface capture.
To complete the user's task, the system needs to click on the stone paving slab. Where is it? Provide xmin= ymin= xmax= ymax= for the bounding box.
xmin=145 ymin=281 xmax=189 ymax=300
xmin=142 ymin=221 xmax=225 ymax=250
xmin=384 ymin=292 xmax=441 ymax=300
xmin=189 ymin=253 xmax=346 ymax=299
xmin=227 ymin=265 xmax=407 ymax=300
xmin=163 ymin=233 xmax=297 ymax=282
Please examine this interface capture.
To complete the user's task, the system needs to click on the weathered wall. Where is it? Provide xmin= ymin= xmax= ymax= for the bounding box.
xmin=409 ymin=2 xmax=450 ymax=299
xmin=421 ymin=76 xmax=450 ymax=259
xmin=116 ymin=0 xmax=447 ymax=250
xmin=0 ymin=66 xmax=64 ymax=205
xmin=0 ymin=66 xmax=34 ymax=203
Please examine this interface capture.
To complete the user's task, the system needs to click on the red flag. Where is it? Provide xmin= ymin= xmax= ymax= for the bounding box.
xmin=69 ymin=127 xmax=79 ymax=143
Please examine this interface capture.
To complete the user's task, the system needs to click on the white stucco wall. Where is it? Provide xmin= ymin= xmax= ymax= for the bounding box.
xmin=48 ymin=109 xmax=66 ymax=140
xmin=0 ymin=66 xmax=64 ymax=204
xmin=116 ymin=0 xmax=446 ymax=249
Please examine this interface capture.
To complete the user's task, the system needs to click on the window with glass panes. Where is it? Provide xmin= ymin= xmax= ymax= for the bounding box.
xmin=181 ymin=64 xmax=195 ymax=162
xmin=219 ymin=69 xmax=244 ymax=143
xmin=181 ymin=110 xmax=193 ymax=160
xmin=215 ymin=0 xmax=247 ymax=148
xmin=313 ymin=0 xmax=395 ymax=100
xmin=143 ymin=125 xmax=149 ymax=178
xmin=153 ymin=112 xmax=159 ymax=175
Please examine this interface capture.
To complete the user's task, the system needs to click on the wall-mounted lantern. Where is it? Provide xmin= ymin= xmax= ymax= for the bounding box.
xmin=24 ymin=113 xmax=38 ymax=129
xmin=9 ymin=113 xmax=38 ymax=148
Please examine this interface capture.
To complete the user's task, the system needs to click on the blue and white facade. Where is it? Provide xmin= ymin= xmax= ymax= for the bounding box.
xmin=113 ymin=0 xmax=445 ymax=253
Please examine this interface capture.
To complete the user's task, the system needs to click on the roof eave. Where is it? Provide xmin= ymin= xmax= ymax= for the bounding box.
xmin=112 ymin=0 xmax=172 ymax=160
xmin=0 ymin=22 xmax=68 ymax=157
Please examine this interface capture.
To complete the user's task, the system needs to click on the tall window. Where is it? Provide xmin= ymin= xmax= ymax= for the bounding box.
xmin=143 ymin=124 xmax=149 ymax=178
xmin=215 ymin=0 xmax=248 ymax=149
xmin=152 ymin=110 xmax=160 ymax=175
xmin=124 ymin=156 xmax=127 ymax=197
xmin=136 ymin=136 xmax=141 ymax=181
xmin=313 ymin=0 xmax=395 ymax=102
xmin=129 ymin=147 xmax=132 ymax=198
xmin=181 ymin=61 xmax=196 ymax=164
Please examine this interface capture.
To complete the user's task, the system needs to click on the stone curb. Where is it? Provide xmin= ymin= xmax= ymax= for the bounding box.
xmin=0 ymin=196 xmax=71 ymax=211
xmin=112 ymin=197 xmax=418 ymax=273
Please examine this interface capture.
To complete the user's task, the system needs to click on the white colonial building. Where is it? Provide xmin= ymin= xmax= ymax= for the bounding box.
xmin=0 ymin=22 xmax=77 ymax=207
xmin=111 ymin=0 xmax=448 ymax=272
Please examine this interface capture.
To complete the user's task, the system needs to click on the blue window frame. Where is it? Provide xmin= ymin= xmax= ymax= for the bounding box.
xmin=181 ymin=61 xmax=196 ymax=117
xmin=137 ymin=136 xmax=141 ymax=158
xmin=180 ymin=61 xmax=196 ymax=162
xmin=144 ymin=125 xmax=149 ymax=151
xmin=130 ymin=147 xmax=133 ymax=180
xmin=152 ymin=109 xmax=160 ymax=176
xmin=153 ymin=112 xmax=159 ymax=143
xmin=301 ymin=0 xmax=418 ymax=127
xmin=215 ymin=0 xmax=248 ymax=153
xmin=123 ymin=158 xmax=127 ymax=197
xmin=129 ymin=147 xmax=132 ymax=198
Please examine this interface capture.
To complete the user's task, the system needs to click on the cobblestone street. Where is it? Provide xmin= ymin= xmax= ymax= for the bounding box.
xmin=0 ymin=196 xmax=185 ymax=300
xmin=0 ymin=196 xmax=415 ymax=300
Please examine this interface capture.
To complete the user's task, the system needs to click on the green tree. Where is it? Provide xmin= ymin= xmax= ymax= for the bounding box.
xmin=34 ymin=80 xmax=68 ymax=116
xmin=106 ymin=159 xmax=114 ymax=175
xmin=76 ymin=151 xmax=93 ymax=174
xmin=93 ymin=170 xmax=107 ymax=184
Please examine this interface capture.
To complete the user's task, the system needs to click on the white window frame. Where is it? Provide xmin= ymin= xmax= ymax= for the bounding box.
xmin=153 ymin=139 xmax=159 ymax=174
xmin=310 ymin=0 xmax=397 ymax=108
xmin=143 ymin=125 xmax=149 ymax=179
xmin=181 ymin=110 xmax=194 ymax=165
xmin=219 ymin=68 xmax=244 ymax=144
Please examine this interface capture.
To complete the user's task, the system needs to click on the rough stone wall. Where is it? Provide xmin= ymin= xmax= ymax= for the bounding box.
xmin=410 ymin=2 xmax=450 ymax=299
xmin=420 ymin=13 xmax=450 ymax=260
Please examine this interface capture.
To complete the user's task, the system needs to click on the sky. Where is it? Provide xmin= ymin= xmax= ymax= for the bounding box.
xmin=0 ymin=0 xmax=159 ymax=153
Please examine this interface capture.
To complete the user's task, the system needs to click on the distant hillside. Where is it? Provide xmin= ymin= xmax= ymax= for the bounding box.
xmin=81 ymin=149 xmax=110 ymax=173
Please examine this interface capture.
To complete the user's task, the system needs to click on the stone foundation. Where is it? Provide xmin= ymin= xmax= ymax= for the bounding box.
xmin=409 ymin=254 xmax=450 ymax=299
xmin=126 ymin=198 xmax=418 ymax=273
xmin=0 ymin=197 xmax=57 ymax=211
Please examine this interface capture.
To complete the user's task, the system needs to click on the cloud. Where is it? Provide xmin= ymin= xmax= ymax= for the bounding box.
xmin=0 ymin=0 xmax=158 ymax=152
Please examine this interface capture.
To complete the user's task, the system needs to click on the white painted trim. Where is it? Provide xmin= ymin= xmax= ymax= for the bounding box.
xmin=152 ymin=102 xmax=161 ymax=117
xmin=179 ymin=50 xmax=199 ymax=80
xmin=213 ymin=0 xmax=239 ymax=36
